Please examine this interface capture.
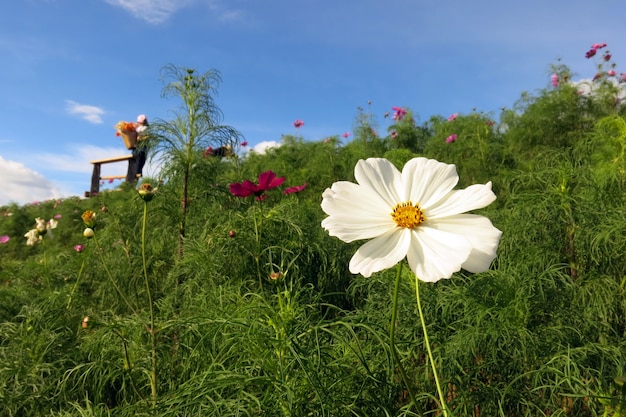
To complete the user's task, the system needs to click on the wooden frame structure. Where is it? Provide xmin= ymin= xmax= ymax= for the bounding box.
xmin=86 ymin=154 xmax=140 ymax=197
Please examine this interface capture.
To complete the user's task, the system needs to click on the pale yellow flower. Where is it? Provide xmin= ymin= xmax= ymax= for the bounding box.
xmin=321 ymin=157 xmax=502 ymax=282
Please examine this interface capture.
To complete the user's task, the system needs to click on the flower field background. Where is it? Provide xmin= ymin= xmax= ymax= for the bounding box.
xmin=1 ymin=52 xmax=626 ymax=416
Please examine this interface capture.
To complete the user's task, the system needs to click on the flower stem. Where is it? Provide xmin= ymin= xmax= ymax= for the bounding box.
xmin=93 ymin=235 xmax=142 ymax=321
xmin=415 ymin=276 xmax=448 ymax=416
xmin=253 ymin=203 xmax=263 ymax=290
xmin=390 ymin=263 xmax=419 ymax=412
xmin=141 ymin=201 xmax=158 ymax=407
xmin=66 ymin=258 xmax=85 ymax=309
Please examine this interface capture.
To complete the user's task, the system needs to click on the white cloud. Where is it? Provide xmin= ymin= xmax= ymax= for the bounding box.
xmin=103 ymin=0 xmax=243 ymax=24
xmin=0 ymin=156 xmax=66 ymax=206
xmin=252 ymin=140 xmax=280 ymax=154
xmin=65 ymin=100 xmax=105 ymax=124
xmin=103 ymin=0 xmax=191 ymax=24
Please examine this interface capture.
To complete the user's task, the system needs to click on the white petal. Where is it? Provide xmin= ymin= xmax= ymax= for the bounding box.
xmin=426 ymin=182 xmax=496 ymax=218
xmin=427 ymin=214 xmax=502 ymax=273
xmin=349 ymin=228 xmax=410 ymax=277
xmin=321 ymin=182 xmax=395 ymax=242
xmin=402 ymin=158 xmax=459 ymax=207
xmin=354 ymin=158 xmax=403 ymax=207
xmin=406 ymin=227 xmax=473 ymax=282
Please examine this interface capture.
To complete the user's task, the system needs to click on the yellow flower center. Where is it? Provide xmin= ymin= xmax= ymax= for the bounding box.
xmin=391 ymin=202 xmax=426 ymax=229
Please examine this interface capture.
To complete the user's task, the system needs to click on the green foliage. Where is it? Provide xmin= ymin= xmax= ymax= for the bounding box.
xmin=1 ymin=60 xmax=626 ymax=416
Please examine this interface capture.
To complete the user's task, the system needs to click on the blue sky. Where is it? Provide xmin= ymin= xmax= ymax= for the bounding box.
xmin=1 ymin=0 xmax=625 ymax=205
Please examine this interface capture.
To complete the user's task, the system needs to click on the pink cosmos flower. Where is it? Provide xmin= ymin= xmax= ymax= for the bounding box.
xmin=604 ymin=53 xmax=612 ymax=61
xmin=74 ymin=244 xmax=85 ymax=253
xmin=54 ymin=214 xmax=62 ymax=219
xmin=551 ymin=74 xmax=559 ymax=88
xmin=241 ymin=141 xmax=248 ymax=147
xmin=293 ymin=119 xmax=304 ymax=128
xmin=592 ymin=43 xmax=607 ymax=50
xmin=342 ymin=132 xmax=351 ymax=138
xmin=391 ymin=107 xmax=407 ymax=121
xmin=607 ymin=70 xmax=616 ymax=76
xmin=0 ymin=235 xmax=9 ymax=244
xmin=284 ymin=183 xmax=307 ymax=195
xmin=621 ymin=73 xmax=626 ymax=82
xmin=585 ymin=49 xmax=597 ymax=59
xmin=446 ymin=134 xmax=458 ymax=143
xmin=448 ymin=113 xmax=458 ymax=121
xmin=230 ymin=170 xmax=286 ymax=201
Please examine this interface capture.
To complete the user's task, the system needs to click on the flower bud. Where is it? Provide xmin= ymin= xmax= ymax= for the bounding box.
xmin=137 ymin=183 xmax=156 ymax=202
xmin=81 ymin=210 xmax=96 ymax=227
xmin=83 ymin=228 xmax=95 ymax=239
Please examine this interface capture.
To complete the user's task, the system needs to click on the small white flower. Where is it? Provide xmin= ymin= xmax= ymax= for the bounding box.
xmin=321 ymin=157 xmax=502 ymax=282
xmin=48 ymin=218 xmax=58 ymax=230
xmin=24 ymin=229 xmax=41 ymax=246
xmin=35 ymin=217 xmax=47 ymax=233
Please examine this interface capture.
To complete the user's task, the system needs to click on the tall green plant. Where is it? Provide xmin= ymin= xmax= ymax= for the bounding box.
xmin=150 ymin=65 xmax=243 ymax=259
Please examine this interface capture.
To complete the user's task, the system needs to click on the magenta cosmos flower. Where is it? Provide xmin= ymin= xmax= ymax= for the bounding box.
xmin=342 ymin=132 xmax=351 ymax=138
xmin=448 ymin=113 xmax=458 ymax=121
xmin=0 ymin=235 xmax=9 ymax=244
xmin=284 ymin=183 xmax=307 ymax=195
xmin=74 ymin=244 xmax=85 ymax=253
xmin=391 ymin=107 xmax=407 ymax=121
xmin=230 ymin=170 xmax=286 ymax=201
xmin=293 ymin=119 xmax=304 ymax=128
xmin=551 ymin=74 xmax=559 ymax=88
xmin=446 ymin=134 xmax=458 ymax=143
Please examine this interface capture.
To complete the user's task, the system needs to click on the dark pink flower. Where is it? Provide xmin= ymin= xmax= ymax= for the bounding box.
xmin=391 ymin=107 xmax=407 ymax=121
xmin=74 ymin=244 xmax=85 ymax=253
xmin=607 ymin=70 xmax=616 ymax=76
xmin=0 ymin=235 xmax=9 ymax=244
xmin=604 ymin=53 xmax=612 ymax=61
xmin=593 ymin=72 xmax=602 ymax=81
xmin=390 ymin=131 xmax=398 ymax=138
xmin=341 ymin=132 xmax=351 ymax=138
xmin=241 ymin=141 xmax=248 ymax=147
xmin=230 ymin=170 xmax=286 ymax=200
xmin=284 ymin=183 xmax=307 ymax=195
xmin=293 ymin=119 xmax=304 ymax=128
xmin=445 ymin=134 xmax=458 ymax=143
xmin=585 ymin=48 xmax=597 ymax=59
xmin=551 ymin=74 xmax=559 ymax=88
xmin=448 ymin=113 xmax=458 ymax=121
xmin=228 ymin=230 xmax=236 ymax=238
xmin=203 ymin=146 xmax=214 ymax=158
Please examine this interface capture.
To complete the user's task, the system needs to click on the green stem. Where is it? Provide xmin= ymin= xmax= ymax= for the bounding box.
xmin=93 ymin=234 xmax=143 ymax=322
xmin=253 ymin=203 xmax=263 ymax=290
xmin=415 ymin=276 xmax=448 ymax=416
xmin=390 ymin=263 xmax=419 ymax=412
xmin=66 ymin=258 xmax=86 ymax=309
xmin=141 ymin=201 xmax=158 ymax=407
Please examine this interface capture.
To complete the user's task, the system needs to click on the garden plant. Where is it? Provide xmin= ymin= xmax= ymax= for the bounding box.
xmin=1 ymin=47 xmax=626 ymax=416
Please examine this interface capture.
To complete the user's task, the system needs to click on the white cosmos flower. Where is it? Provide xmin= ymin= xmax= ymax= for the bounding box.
xmin=321 ymin=157 xmax=502 ymax=282
xmin=24 ymin=229 xmax=41 ymax=246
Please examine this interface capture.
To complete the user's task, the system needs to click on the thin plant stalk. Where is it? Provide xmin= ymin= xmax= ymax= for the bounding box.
xmin=252 ymin=202 xmax=264 ymax=290
xmin=66 ymin=258 xmax=85 ymax=309
xmin=141 ymin=201 xmax=158 ymax=407
xmin=390 ymin=262 xmax=419 ymax=413
xmin=414 ymin=275 xmax=449 ymax=416
xmin=92 ymin=234 xmax=143 ymax=322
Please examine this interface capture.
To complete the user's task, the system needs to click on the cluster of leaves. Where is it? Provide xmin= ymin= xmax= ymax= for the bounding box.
xmin=1 ymin=59 xmax=626 ymax=417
